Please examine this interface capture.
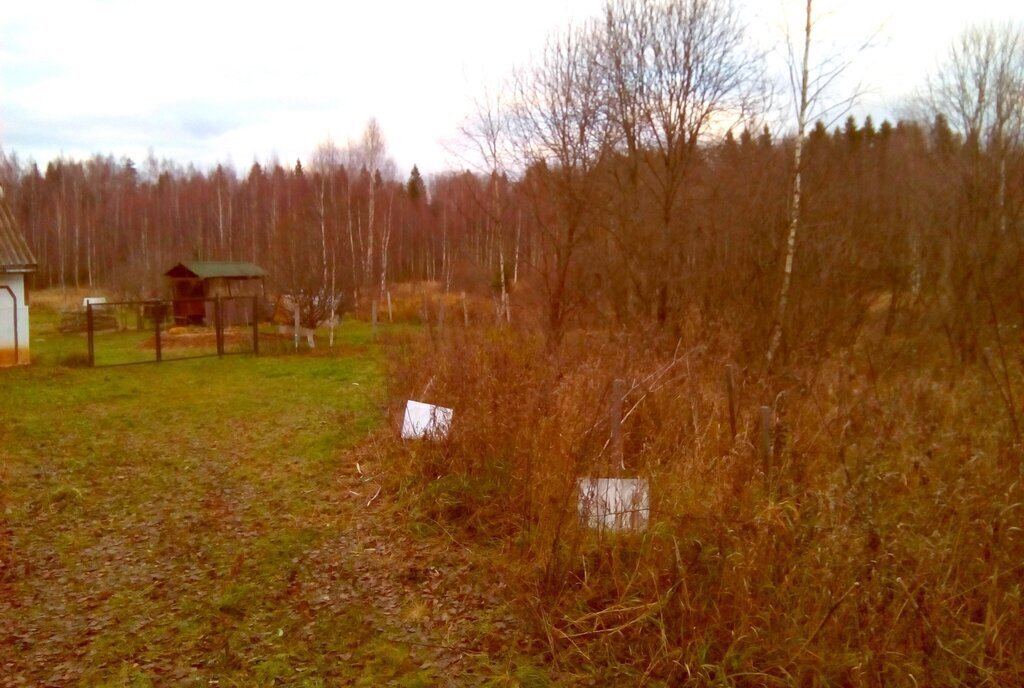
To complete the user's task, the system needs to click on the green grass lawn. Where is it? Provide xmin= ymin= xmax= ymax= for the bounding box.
xmin=1 ymin=310 xmax=537 ymax=687
xmin=1 ymin=318 xmax=383 ymax=684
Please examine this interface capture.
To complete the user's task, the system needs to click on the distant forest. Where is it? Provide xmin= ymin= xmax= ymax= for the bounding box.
xmin=1 ymin=2 xmax=1021 ymax=361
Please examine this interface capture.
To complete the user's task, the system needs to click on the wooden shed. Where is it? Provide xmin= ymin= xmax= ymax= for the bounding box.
xmin=165 ymin=261 xmax=265 ymax=326
xmin=0 ymin=188 xmax=38 ymax=366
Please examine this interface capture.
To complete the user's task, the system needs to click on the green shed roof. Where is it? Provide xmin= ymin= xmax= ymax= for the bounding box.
xmin=165 ymin=261 xmax=266 ymax=279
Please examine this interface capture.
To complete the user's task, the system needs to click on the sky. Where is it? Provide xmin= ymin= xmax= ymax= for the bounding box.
xmin=1 ymin=0 xmax=1023 ymax=178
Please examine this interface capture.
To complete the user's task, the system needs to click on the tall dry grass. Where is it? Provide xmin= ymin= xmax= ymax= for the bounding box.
xmin=350 ymin=283 xmax=504 ymax=327
xmin=383 ymin=317 xmax=1023 ymax=685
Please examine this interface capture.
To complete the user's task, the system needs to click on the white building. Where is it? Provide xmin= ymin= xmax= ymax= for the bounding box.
xmin=0 ymin=188 xmax=37 ymax=366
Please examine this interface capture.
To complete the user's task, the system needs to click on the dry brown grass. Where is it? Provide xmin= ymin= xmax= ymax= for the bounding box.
xmin=382 ymin=320 xmax=1024 ymax=686
xmin=352 ymin=285 xmax=510 ymax=328
xmin=29 ymin=287 xmax=106 ymax=312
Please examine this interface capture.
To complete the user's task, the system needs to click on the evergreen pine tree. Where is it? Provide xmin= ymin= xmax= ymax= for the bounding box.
xmin=406 ymin=164 xmax=426 ymax=202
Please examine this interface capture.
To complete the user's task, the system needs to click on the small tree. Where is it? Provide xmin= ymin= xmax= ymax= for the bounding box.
xmin=509 ymin=21 xmax=613 ymax=347
xmin=766 ymin=0 xmax=870 ymax=365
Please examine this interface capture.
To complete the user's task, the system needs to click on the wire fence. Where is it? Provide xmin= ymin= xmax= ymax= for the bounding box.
xmin=83 ymin=296 xmax=260 ymax=367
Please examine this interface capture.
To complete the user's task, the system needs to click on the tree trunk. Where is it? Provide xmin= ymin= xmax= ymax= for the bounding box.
xmin=767 ymin=0 xmax=812 ymax=366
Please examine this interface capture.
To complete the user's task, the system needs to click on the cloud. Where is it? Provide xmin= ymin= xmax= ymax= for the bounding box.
xmin=4 ymin=0 xmax=1023 ymax=174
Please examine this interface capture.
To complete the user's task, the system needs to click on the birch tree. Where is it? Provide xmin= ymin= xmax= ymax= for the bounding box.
xmin=766 ymin=0 xmax=812 ymax=365
xmin=458 ymin=90 xmax=515 ymax=321
xmin=345 ymin=119 xmax=394 ymax=300
xmin=766 ymin=0 xmax=867 ymax=365
xmin=311 ymin=136 xmax=344 ymax=344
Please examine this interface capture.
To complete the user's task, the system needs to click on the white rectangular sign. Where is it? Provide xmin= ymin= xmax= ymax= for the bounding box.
xmin=401 ymin=400 xmax=453 ymax=440
xmin=577 ymin=478 xmax=650 ymax=531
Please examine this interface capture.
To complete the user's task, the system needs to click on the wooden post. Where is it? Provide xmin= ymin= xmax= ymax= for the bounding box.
xmin=86 ymin=303 xmax=95 ymax=367
xmin=726 ymin=364 xmax=738 ymax=441
xmin=759 ymin=405 xmax=773 ymax=491
xmin=611 ymin=379 xmax=625 ymax=473
xmin=154 ymin=305 xmax=163 ymax=363
xmin=462 ymin=292 xmax=469 ymax=327
xmin=386 ymin=291 xmax=393 ymax=322
xmin=215 ymin=296 xmax=224 ymax=358
xmin=252 ymin=296 xmax=259 ymax=356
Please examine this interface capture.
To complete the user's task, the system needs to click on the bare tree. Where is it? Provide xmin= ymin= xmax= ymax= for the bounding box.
xmin=600 ymin=0 xmax=764 ymax=323
xmin=509 ymin=20 xmax=613 ymax=345
xmin=927 ymin=22 xmax=1024 ymax=235
xmin=457 ymin=90 xmax=516 ymax=321
xmin=923 ymin=22 xmax=1024 ymax=417
xmin=310 ymin=135 xmax=344 ymax=344
xmin=343 ymin=119 xmax=396 ymax=300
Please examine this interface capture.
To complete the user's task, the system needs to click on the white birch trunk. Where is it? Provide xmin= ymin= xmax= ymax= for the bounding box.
xmin=513 ymin=210 xmax=521 ymax=285
xmin=767 ymin=0 xmax=812 ymax=366
xmin=330 ymin=243 xmax=337 ymax=348
xmin=365 ymin=176 xmax=375 ymax=292
xmin=379 ymin=190 xmax=393 ymax=298
xmin=441 ymin=204 xmax=449 ymax=292
xmin=319 ymin=178 xmax=328 ymax=289
xmin=346 ymin=181 xmax=358 ymax=299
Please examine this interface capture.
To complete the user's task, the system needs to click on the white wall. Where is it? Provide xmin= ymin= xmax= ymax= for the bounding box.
xmin=0 ymin=273 xmax=31 ymax=366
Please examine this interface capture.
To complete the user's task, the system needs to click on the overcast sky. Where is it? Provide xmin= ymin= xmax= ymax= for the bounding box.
xmin=1 ymin=0 xmax=1022 ymax=178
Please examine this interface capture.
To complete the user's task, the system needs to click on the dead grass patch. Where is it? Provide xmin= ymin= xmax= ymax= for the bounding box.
xmin=383 ymin=325 xmax=1024 ymax=685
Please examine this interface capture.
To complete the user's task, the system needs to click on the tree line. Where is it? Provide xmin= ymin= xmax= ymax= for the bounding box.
xmin=0 ymin=0 xmax=1021 ymax=362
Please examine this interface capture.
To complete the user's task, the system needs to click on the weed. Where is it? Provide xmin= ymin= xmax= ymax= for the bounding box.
xmin=384 ymin=323 xmax=1024 ymax=684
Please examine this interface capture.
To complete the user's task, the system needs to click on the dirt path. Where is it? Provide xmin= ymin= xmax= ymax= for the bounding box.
xmin=269 ymin=454 xmax=531 ymax=686
xmin=1 ymin=450 xmax=529 ymax=688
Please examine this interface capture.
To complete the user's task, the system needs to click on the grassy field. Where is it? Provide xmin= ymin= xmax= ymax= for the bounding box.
xmin=0 ymin=297 xmax=542 ymax=687
xmin=8 ymin=288 xmax=1023 ymax=686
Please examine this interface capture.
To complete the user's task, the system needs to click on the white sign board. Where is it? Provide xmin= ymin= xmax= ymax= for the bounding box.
xmin=83 ymin=297 xmax=107 ymax=308
xmin=401 ymin=400 xmax=453 ymax=440
xmin=578 ymin=478 xmax=650 ymax=531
